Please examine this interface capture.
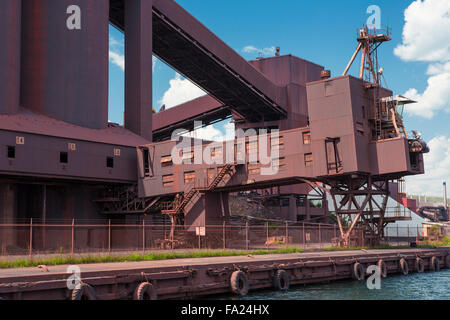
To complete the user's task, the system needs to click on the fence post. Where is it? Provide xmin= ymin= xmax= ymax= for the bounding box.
xmin=360 ymin=228 xmax=363 ymax=248
xmin=245 ymin=221 xmax=249 ymax=251
xmin=29 ymin=218 xmax=33 ymax=260
xmin=362 ymin=227 xmax=365 ymax=248
xmin=319 ymin=223 xmax=322 ymax=249
xmin=302 ymin=223 xmax=305 ymax=249
xmin=407 ymin=225 xmax=410 ymax=244
xmin=71 ymin=219 xmax=74 ymax=258
xmin=108 ymin=219 xmax=111 ymax=255
xmin=285 ymin=221 xmax=289 ymax=248
xmin=142 ymin=219 xmax=145 ymax=256
xmin=223 ymin=221 xmax=226 ymax=250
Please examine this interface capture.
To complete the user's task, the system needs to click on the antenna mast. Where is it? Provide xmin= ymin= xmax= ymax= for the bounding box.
xmin=343 ymin=25 xmax=391 ymax=86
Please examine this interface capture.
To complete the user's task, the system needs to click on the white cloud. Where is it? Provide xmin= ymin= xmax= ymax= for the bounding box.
xmin=426 ymin=61 xmax=450 ymax=75
xmin=159 ymin=73 xmax=206 ymax=109
xmin=109 ymin=52 xmax=157 ymax=72
xmin=242 ymin=45 xmax=276 ymax=57
xmin=109 ymin=36 xmax=157 ymax=71
xmin=109 ymin=50 xmax=125 ymax=70
xmin=395 ymin=0 xmax=450 ymax=119
xmin=183 ymin=121 xmax=235 ymax=142
xmin=406 ymin=135 xmax=450 ymax=196
xmin=152 ymin=56 xmax=157 ymax=71
xmin=403 ymin=72 xmax=450 ymax=118
xmin=109 ymin=36 xmax=123 ymax=48
xmin=394 ymin=0 xmax=450 ymax=62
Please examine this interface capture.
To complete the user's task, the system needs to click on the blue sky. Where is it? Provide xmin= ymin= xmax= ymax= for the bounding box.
xmin=108 ymin=0 xmax=450 ymax=196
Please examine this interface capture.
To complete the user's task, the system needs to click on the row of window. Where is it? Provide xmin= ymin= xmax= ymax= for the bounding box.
xmin=161 ymin=153 xmax=313 ymax=187
xmin=162 ymin=171 xmax=197 ymax=187
xmin=267 ymin=197 xmax=322 ymax=208
xmin=159 ymin=133 xmax=311 ymax=168
xmin=162 ymin=153 xmax=313 ymax=186
xmin=6 ymin=146 xmax=116 ymax=168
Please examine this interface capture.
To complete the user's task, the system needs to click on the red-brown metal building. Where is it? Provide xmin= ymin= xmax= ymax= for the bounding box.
xmin=0 ymin=0 xmax=429 ymax=247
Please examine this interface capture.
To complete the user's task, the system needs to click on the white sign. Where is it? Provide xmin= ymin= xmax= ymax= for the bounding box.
xmin=196 ymin=227 xmax=206 ymax=237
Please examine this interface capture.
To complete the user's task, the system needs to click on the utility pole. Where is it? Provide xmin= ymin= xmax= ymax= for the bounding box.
xmin=444 ymin=182 xmax=448 ymax=220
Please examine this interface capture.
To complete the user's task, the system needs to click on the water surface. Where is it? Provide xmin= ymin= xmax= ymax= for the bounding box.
xmin=221 ymin=269 xmax=450 ymax=300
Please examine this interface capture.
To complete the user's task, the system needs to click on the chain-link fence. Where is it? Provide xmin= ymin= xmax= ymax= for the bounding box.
xmin=0 ymin=219 xmax=434 ymax=259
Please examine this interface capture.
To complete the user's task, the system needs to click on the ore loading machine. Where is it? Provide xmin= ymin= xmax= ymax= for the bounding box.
xmin=135 ymin=21 xmax=429 ymax=246
xmin=0 ymin=0 xmax=429 ymax=249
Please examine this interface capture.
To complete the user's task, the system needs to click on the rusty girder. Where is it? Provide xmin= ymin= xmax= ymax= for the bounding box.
xmin=328 ymin=175 xmax=390 ymax=247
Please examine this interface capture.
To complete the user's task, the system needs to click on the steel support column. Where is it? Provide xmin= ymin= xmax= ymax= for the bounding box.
xmin=0 ymin=0 xmax=21 ymax=115
xmin=125 ymin=0 xmax=153 ymax=141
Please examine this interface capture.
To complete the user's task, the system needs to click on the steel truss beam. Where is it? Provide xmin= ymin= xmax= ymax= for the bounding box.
xmin=327 ymin=175 xmax=390 ymax=247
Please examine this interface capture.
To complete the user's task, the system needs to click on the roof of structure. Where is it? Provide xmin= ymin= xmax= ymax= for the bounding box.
xmin=0 ymin=108 xmax=150 ymax=147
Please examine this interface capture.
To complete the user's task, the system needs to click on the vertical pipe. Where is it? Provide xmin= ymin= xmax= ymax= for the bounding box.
xmin=29 ymin=218 xmax=33 ymax=260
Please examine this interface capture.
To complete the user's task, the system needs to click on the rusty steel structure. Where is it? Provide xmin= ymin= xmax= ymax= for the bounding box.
xmin=0 ymin=0 xmax=430 ymax=250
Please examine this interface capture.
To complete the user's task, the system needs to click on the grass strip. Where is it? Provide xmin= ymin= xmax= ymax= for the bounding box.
xmin=0 ymin=247 xmax=304 ymax=269
xmin=1 ymin=240 xmax=448 ymax=269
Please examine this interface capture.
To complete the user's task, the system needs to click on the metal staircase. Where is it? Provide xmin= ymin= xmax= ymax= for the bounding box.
xmin=161 ymin=164 xmax=237 ymax=217
xmin=208 ymin=163 xmax=235 ymax=190
xmin=93 ymin=185 xmax=161 ymax=215
xmin=373 ymin=96 xmax=410 ymax=141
